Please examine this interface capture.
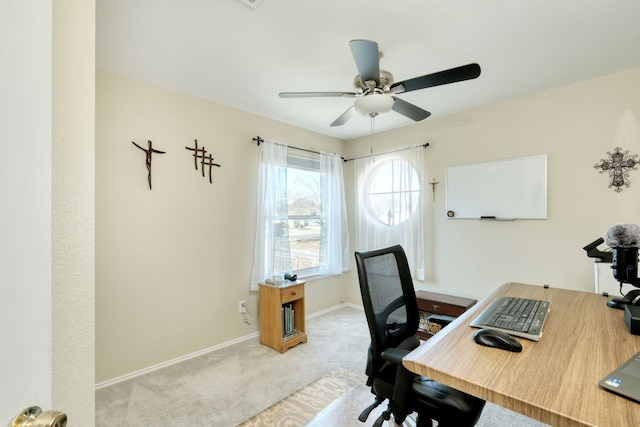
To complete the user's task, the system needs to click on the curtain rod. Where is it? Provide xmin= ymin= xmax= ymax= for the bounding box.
xmin=342 ymin=142 xmax=429 ymax=162
xmin=252 ymin=136 xmax=344 ymax=160
xmin=252 ymin=136 xmax=428 ymax=162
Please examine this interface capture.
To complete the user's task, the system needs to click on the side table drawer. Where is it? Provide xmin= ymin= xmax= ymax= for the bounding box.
xmin=281 ymin=284 xmax=304 ymax=303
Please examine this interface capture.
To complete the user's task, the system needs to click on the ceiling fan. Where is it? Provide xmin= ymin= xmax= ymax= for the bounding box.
xmin=279 ymin=39 xmax=481 ymax=127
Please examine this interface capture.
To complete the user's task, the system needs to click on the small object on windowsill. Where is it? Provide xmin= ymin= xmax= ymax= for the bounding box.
xmin=284 ymin=273 xmax=297 ymax=281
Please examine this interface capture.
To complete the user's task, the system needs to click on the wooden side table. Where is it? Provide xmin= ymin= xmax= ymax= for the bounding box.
xmin=415 ymin=290 xmax=476 ymax=339
xmin=259 ymin=281 xmax=307 ymax=353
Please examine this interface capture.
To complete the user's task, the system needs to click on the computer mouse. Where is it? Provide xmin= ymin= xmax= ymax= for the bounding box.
xmin=473 ymin=328 xmax=522 ymax=352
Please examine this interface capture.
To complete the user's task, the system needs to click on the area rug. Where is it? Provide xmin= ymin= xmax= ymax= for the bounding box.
xmin=238 ymin=367 xmax=366 ymax=427
xmin=240 ymin=367 xmax=550 ymax=427
xmin=307 ymin=382 xmax=551 ymax=427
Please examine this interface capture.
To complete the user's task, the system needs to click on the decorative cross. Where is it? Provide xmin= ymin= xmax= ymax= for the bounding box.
xmin=132 ymin=140 xmax=166 ymax=190
xmin=429 ymin=179 xmax=439 ymax=201
xmin=594 ymin=147 xmax=639 ymax=193
xmin=185 ymin=139 xmax=221 ymax=183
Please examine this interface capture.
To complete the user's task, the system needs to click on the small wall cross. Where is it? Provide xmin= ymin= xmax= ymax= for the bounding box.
xmin=429 ymin=179 xmax=439 ymax=201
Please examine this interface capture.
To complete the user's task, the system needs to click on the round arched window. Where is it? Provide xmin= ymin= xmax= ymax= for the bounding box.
xmin=366 ymin=159 xmax=420 ymax=225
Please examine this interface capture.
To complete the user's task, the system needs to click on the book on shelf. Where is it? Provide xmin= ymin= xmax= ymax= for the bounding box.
xmin=281 ymin=303 xmax=297 ymax=338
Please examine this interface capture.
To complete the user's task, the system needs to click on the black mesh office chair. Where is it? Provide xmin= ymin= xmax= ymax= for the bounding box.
xmin=355 ymin=245 xmax=485 ymax=427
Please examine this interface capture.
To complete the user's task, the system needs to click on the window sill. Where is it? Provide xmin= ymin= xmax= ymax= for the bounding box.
xmin=296 ymin=269 xmax=351 ymax=282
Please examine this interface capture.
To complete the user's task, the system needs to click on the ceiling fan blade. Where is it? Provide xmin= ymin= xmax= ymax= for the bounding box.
xmin=349 ymin=40 xmax=380 ymax=86
xmin=390 ymin=63 xmax=481 ymax=94
xmin=391 ymin=97 xmax=431 ymax=121
xmin=279 ymin=91 xmax=357 ymax=98
xmin=330 ymin=106 xmax=356 ymax=127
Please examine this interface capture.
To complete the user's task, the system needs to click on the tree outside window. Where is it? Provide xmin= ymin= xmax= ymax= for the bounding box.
xmin=285 ymin=161 xmax=322 ymax=273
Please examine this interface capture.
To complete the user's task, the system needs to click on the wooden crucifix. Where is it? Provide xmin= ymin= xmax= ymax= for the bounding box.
xmin=132 ymin=140 xmax=166 ymax=190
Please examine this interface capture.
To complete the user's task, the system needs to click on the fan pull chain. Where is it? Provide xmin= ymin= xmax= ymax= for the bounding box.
xmin=370 ymin=115 xmax=375 ymax=161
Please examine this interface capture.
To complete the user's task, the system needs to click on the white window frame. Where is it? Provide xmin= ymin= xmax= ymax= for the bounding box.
xmin=365 ymin=159 xmax=421 ymax=225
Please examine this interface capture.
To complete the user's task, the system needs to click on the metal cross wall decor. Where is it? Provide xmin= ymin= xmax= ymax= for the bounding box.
xmin=185 ymin=139 xmax=221 ymax=183
xmin=594 ymin=146 xmax=639 ymax=192
xmin=132 ymin=140 xmax=166 ymax=190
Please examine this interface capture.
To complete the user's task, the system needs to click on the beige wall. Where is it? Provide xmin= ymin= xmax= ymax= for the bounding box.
xmin=96 ymin=72 xmax=346 ymax=382
xmin=52 ymin=0 xmax=96 ymax=424
xmin=343 ymin=66 xmax=640 ymax=302
xmin=97 ymin=66 xmax=640 ymax=384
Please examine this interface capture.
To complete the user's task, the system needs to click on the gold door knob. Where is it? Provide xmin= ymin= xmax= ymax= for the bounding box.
xmin=11 ymin=406 xmax=67 ymax=427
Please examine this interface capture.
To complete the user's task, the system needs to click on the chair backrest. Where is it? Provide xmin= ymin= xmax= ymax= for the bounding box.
xmin=355 ymin=245 xmax=420 ymax=376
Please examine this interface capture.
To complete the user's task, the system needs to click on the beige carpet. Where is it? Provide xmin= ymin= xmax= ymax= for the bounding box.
xmin=239 ymin=368 xmax=366 ymax=426
xmin=96 ymin=307 xmax=547 ymax=426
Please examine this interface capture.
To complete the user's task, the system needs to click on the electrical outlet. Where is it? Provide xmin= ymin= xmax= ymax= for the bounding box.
xmin=239 ymin=300 xmax=247 ymax=314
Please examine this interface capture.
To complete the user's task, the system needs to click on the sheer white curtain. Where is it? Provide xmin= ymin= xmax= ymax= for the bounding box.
xmin=319 ymin=151 xmax=350 ymax=275
xmin=250 ymin=140 xmax=291 ymax=291
xmin=353 ymin=146 xmax=425 ymax=280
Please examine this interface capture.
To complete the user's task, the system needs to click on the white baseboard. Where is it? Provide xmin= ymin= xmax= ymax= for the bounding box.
xmin=306 ymin=301 xmax=362 ymax=319
xmin=95 ymin=302 xmax=362 ymax=390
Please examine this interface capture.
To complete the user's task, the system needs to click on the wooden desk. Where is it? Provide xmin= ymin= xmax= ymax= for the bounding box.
xmin=403 ymin=282 xmax=640 ymax=427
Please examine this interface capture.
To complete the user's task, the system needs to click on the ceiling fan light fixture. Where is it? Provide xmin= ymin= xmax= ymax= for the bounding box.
xmin=280 ymin=40 xmax=480 ymax=127
xmin=354 ymin=94 xmax=395 ymax=117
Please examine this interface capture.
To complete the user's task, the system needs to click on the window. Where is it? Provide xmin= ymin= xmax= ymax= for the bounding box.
xmin=353 ymin=146 xmax=425 ymax=281
xmin=366 ymin=159 xmax=420 ymax=225
xmin=250 ymin=140 xmax=349 ymax=290
xmin=284 ymin=156 xmax=323 ymax=275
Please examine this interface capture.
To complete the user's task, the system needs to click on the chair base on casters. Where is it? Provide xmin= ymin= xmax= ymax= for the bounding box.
xmin=358 ymin=395 xmax=384 ymax=422
xmin=359 ymin=396 xmax=434 ymax=427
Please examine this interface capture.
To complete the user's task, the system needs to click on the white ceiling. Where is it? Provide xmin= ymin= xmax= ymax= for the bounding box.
xmin=97 ymin=0 xmax=640 ymax=141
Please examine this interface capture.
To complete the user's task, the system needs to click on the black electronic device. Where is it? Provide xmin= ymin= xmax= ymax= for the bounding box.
xmin=472 ymin=328 xmax=522 ymax=352
xmin=582 ymin=237 xmax=613 ymax=263
xmin=625 ymin=305 xmax=640 ymax=335
xmin=470 ymin=296 xmax=550 ymax=341
xmin=604 ymin=224 xmax=640 ymax=309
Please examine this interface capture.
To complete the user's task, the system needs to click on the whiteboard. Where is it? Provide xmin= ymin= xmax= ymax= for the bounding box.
xmin=445 ymin=154 xmax=547 ymax=220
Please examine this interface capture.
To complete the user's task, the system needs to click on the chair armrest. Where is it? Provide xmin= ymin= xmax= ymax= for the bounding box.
xmin=428 ymin=314 xmax=456 ymax=327
xmin=381 ymin=344 xmax=421 ymax=421
xmin=381 ymin=348 xmax=410 ymax=366
xmin=381 ymin=333 xmax=421 ymax=366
